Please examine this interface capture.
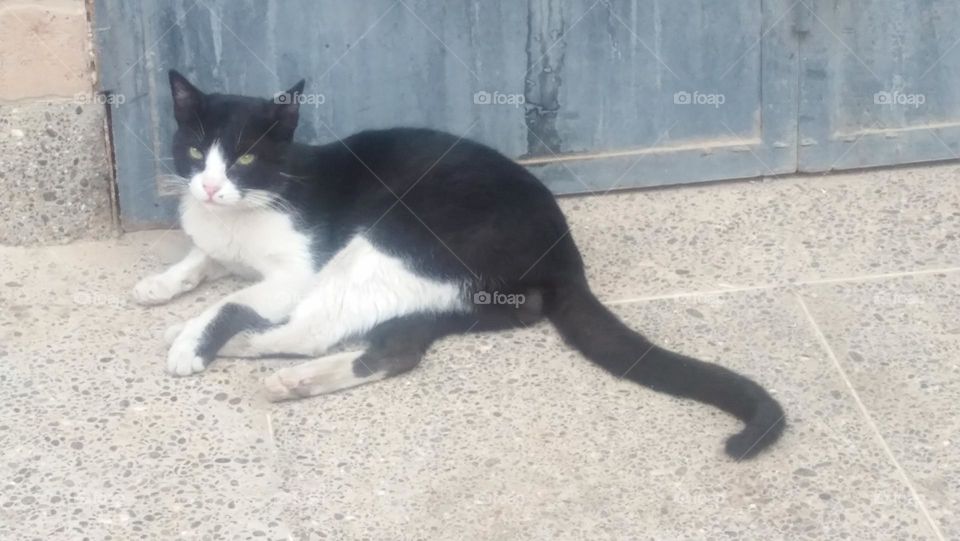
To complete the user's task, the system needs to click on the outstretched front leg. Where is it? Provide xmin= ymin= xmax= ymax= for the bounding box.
xmin=132 ymin=246 xmax=228 ymax=305
xmin=166 ymin=271 xmax=312 ymax=376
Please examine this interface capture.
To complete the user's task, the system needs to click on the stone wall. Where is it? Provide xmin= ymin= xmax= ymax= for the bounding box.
xmin=0 ymin=0 xmax=115 ymax=245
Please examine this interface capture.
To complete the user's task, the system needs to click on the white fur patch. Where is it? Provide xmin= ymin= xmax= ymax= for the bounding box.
xmin=237 ymin=235 xmax=467 ymax=357
xmin=180 ymin=195 xmax=314 ymax=278
xmin=188 ymin=142 xmax=243 ymax=206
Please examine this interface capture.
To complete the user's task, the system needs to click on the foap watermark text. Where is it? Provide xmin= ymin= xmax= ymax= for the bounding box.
xmin=74 ymin=92 xmax=126 ymax=106
xmin=874 ymin=90 xmax=925 ymax=108
xmin=274 ymin=92 xmax=326 ymax=106
xmin=473 ymin=90 xmax=525 ymax=108
xmin=473 ymin=290 xmax=526 ymax=308
xmin=673 ymin=90 xmax=725 ymax=108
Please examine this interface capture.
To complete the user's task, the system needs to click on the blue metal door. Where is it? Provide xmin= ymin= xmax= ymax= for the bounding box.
xmin=95 ymin=1 xmax=960 ymax=229
xmin=93 ymin=0 xmax=799 ymax=229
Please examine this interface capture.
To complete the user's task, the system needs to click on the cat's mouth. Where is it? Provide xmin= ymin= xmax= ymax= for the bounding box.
xmin=194 ymin=195 xmax=234 ymax=209
xmin=194 ymin=194 xmax=255 ymax=210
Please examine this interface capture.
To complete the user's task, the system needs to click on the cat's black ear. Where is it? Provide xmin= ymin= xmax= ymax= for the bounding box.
xmin=272 ymin=79 xmax=306 ymax=140
xmin=169 ymin=70 xmax=204 ymax=125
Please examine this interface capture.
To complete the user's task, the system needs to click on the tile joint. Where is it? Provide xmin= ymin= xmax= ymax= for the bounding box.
xmin=795 ymin=293 xmax=946 ymax=541
xmin=606 ymin=264 xmax=960 ymax=305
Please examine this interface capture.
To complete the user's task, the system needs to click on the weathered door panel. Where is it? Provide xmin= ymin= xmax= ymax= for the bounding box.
xmin=523 ymin=0 xmax=798 ymax=192
xmin=799 ymin=0 xmax=960 ymax=171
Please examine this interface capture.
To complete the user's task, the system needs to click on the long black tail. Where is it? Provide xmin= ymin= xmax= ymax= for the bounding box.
xmin=544 ymin=281 xmax=785 ymax=459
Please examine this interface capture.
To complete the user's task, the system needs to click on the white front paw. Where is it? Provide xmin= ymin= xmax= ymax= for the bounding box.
xmin=166 ymin=326 xmax=207 ymax=376
xmin=132 ymin=275 xmax=179 ymax=306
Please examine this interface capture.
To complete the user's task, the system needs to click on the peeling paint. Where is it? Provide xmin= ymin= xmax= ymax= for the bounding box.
xmin=523 ymin=0 xmax=565 ymax=157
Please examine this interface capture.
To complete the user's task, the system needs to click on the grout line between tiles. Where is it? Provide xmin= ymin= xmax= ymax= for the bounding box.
xmin=800 ymin=265 xmax=960 ymax=286
xmin=607 ymin=264 xmax=960 ymax=305
xmin=607 ymin=283 xmax=776 ymax=304
xmin=794 ymin=293 xmax=946 ymax=541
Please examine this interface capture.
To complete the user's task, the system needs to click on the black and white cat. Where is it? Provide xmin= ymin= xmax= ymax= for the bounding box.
xmin=132 ymin=70 xmax=785 ymax=459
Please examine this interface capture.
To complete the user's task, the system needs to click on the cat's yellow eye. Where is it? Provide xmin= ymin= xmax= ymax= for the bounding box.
xmin=236 ymin=154 xmax=255 ymax=165
xmin=188 ymin=147 xmax=203 ymax=160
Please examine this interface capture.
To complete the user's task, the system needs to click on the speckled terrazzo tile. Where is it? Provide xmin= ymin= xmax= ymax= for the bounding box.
xmin=0 ymin=231 xmax=297 ymax=540
xmin=0 ymin=101 xmax=115 ymax=246
xmin=2 ymin=167 xmax=954 ymax=539
xmin=559 ymin=163 xmax=960 ymax=301
xmin=265 ymin=289 xmax=935 ymax=540
xmin=800 ymin=272 xmax=960 ymax=537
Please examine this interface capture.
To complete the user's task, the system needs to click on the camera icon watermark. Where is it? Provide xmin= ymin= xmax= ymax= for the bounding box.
xmin=473 ymin=90 xmax=525 ymax=108
xmin=673 ymin=90 xmax=725 ymax=108
xmin=874 ymin=91 xmax=925 ymax=108
xmin=273 ymin=92 xmax=326 ymax=106
xmin=473 ymin=290 xmax=526 ymax=308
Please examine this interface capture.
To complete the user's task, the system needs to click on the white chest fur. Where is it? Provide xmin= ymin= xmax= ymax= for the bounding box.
xmin=180 ymin=198 xmax=314 ymax=276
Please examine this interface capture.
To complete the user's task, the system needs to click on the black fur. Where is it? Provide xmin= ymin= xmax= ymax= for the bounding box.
xmin=168 ymin=70 xmax=786 ymax=459
xmin=196 ymin=303 xmax=273 ymax=363
xmin=354 ymin=300 xmax=548 ymax=380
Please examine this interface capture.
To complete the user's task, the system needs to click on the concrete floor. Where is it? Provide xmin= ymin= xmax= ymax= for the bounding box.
xmin=1 ymin=163 xmax=958 ymax=540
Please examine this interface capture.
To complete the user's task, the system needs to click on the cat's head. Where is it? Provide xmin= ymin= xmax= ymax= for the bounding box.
xmin=168 ymin=70 xmax=305 ymax=210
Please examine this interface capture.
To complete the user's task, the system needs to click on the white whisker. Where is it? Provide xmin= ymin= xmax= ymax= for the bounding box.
xmin=158 ymin=174 xmax=190 ymax=196
xmin=243 ymin=190 xmax=296 ymax=214
xmin=235 ymin=116 xmax=249 ymax=152
xmin=279 ymin=172 xmax=311 ymax=186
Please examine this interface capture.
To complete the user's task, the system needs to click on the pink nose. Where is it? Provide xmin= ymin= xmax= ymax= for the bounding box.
xmin=202 ymin=183 xmax=220 ymax=198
